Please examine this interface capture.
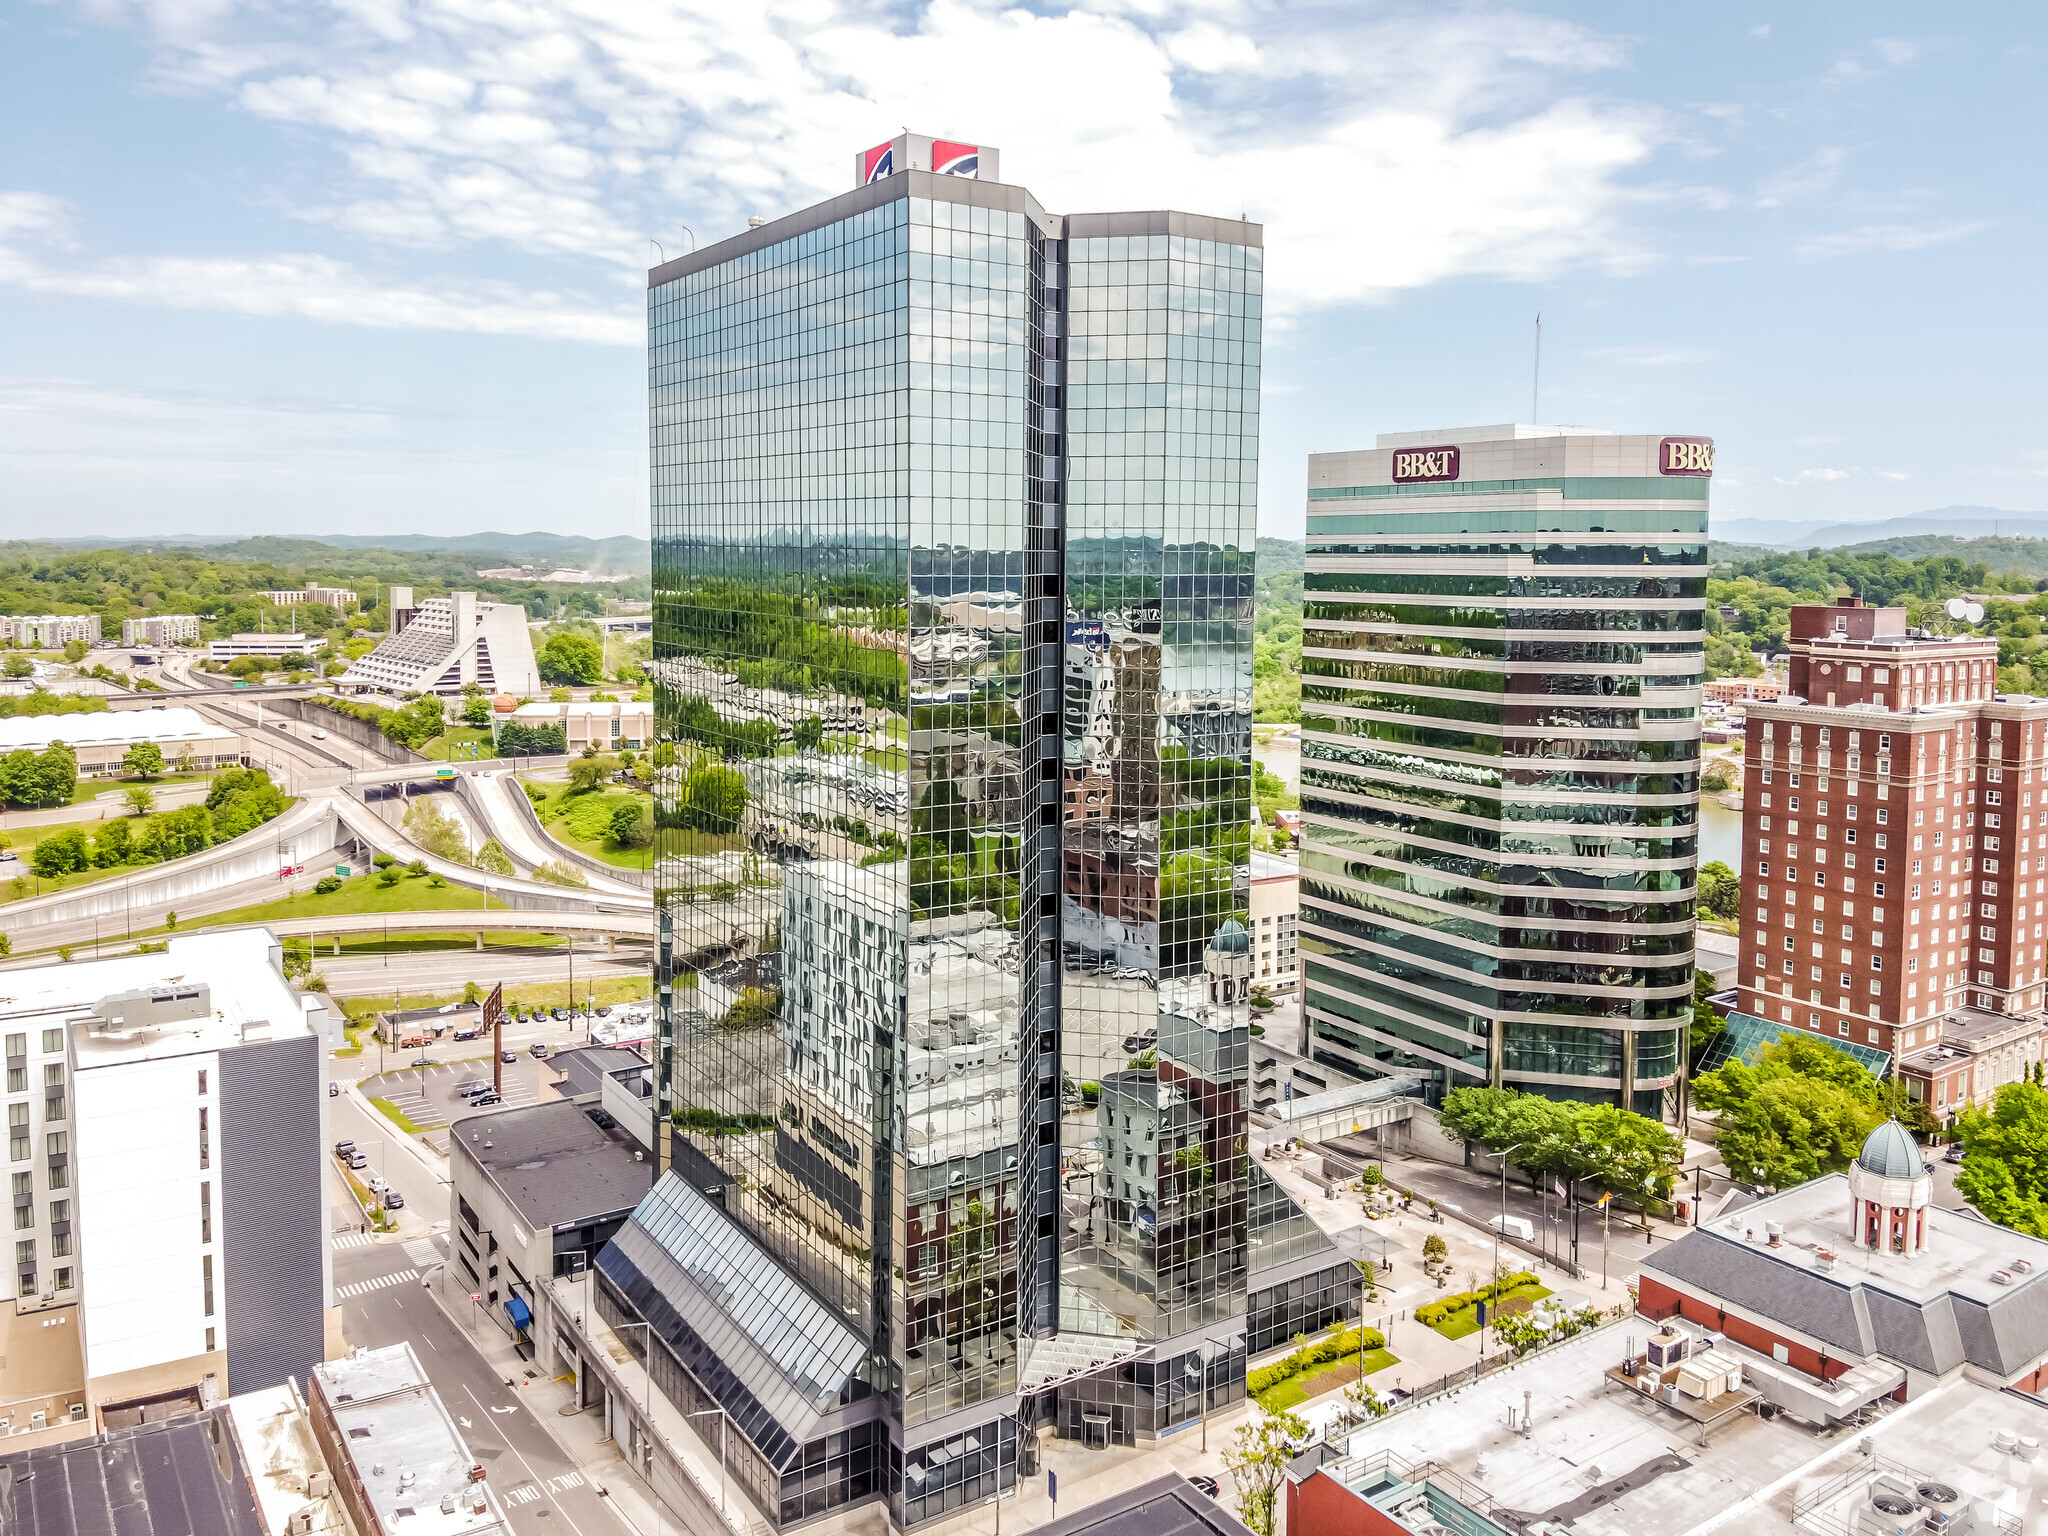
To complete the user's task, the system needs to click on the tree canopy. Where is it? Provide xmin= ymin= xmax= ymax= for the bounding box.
xmin=1957 ymin=1081 xmax=2048 ymax=1238
xmin=1438 ymin=1085 xmax=1684 ymax=1202
xmin=1691 ymin=1033 xmax=1888 ymax=1188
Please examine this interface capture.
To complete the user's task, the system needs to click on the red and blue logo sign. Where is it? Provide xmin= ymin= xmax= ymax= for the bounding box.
xmin=862 ymin=141 xmax=895 ymax=183
xmin=933 ymin=140 xmax=980 ymax=178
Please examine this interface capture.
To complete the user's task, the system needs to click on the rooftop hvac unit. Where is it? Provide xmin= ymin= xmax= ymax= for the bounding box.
xmin=1917 ymin=1482 xmax=1963 ymax=1529
xmin=66 ymin=1403 xmax=83 ymax=1421
xmin=1991 ymin=1271 xmax=2015 ymax=1286
xmin=1856 ymin=1477 xmax=1922 ymax=1536
xmin=2013 ymin=1258 xmax=2035 ymax=1274
xmin=27 ymin=1412 xmax=45 ymax=1431
xmin=0 ymin=1418 xmax=11 ymax=1436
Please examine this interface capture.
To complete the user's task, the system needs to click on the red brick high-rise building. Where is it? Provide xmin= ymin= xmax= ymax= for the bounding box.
xmin=1738 ymin=598 xmax=2048 ymax=1060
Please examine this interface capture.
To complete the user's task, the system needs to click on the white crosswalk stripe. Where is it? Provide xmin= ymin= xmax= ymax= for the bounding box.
xmin=331 ymin=1233 xmax=373 ymax=1251
xmin=336 ymin=1268 xmax=419 ymax=1300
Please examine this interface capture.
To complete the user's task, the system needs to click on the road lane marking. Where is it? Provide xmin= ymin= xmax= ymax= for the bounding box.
xmin=336 ymin=1268 xmax=420 ymax=1299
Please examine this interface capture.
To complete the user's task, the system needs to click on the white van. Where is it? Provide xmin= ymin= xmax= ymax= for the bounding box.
xmin=1488 ymin=1214 xmax=1536 ymax=1243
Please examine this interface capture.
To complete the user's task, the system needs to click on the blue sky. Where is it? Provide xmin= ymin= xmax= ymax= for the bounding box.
xmin=2 ymin=1 xmax=2042 ymax=542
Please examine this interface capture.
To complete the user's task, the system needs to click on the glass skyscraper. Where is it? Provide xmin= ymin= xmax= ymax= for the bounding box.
xmin=623 ymin=140 xmax=1303 ymax=1530
xmin=1299 ymin=426 xmax=1708 ymax=1115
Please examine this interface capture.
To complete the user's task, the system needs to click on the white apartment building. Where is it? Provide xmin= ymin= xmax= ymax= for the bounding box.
xmin=1249 ymin=851 xmax=1300 ymax=996
xmin=340 ymin=587 xmax=540 ymax=696
xmin=0 ymin=615 xmax=102 ymax=648
xmin=0 ymin=931 xmax=333 ymax=1426
xmin=120 ymin=615 xmax=202 ymax=647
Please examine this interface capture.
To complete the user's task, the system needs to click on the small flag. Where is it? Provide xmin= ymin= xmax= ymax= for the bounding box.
xmin=1596 ymin=1191 xmax=1612 ymax=1209
xmin=1553 ymin=1179 xmax=1566 ymax=1201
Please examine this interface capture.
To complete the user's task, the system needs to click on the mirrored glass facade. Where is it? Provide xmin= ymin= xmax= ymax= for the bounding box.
xmin=644 ymin=163 xmax=1262 ymax=1527
xmin=1300 ymin=429 xmax=1706 ymax=1115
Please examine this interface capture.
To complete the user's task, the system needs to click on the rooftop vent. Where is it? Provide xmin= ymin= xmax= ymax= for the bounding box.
xmin=1992 ymin=1270 xmax=2015 ymax=1286
xmin=91 ymin=984 xmax=212 ymax=1035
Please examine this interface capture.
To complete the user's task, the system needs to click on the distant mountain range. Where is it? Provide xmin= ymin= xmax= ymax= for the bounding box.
xmin=1711 ymin=506 xmax=2048 ymax=550
xmin=47 ymin=530 xmax=652 ymax=579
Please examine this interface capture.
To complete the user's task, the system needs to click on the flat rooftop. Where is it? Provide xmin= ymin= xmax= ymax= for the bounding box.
xmin=1034 ymin=1472 xmax=1252 ymax=1536
xmin=452 ymin=1098 xmax=651 ymax=1227
xmin=1329 ymin=1328 xmax=2048 ymax=1536
xmin=312 ymin=1343 xmax=509 ymax=1536
xmin=0 ymin=930 xmax=312 ymax=1067
xmin=0 ymin=1406 xmax=267 ymax=1536
xmin=1666 ymin=1171 xmax=2048 ymax=1310
xmin=0 ymin=706 xmax=227 ymax=750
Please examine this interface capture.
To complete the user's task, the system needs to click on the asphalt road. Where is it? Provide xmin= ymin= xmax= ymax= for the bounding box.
xmin=317 ymin=946 xmax=651 ymax=997
xmin=331 ymin=1235 xmax=628 ymax=1536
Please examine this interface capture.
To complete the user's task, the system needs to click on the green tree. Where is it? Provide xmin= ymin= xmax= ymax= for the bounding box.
xmin=1692 ymin=1035 xmax=1884 ymax=1188
xmin=474 ymin=838 xmax=516 ymax=876
xmin=124 ymin=785 xmax=156 ymax=817
xmin=0 ymin=742 xmax=77 ymax=808
xmin=461 ymin=693 xmax=494 ymax=728
xmin=680 ymin=762 xmax=746 ymax=833
xmin=403 ymin=798 xmax=472 ymax=864
xmin=609 ymin=800 xmax=651 ymax=848
xmin=536 ymin=632 xmax=603 ymax=685
xmin=121 ymin=741 xmax=166 ymax=778
xmin=31 ymin=827 xmax=90 ymax=878
xmin=2 ymin=654 xmax=32 ymax=679
xmin=1697 ymin=860 xmax=1739 ymax=918
xmin=91 ymin=817 xmax=133 ymax=867
xmin=1957 ymin=1081 xmax=2048 ymax=1237
xmin=567 ymin=754 xmax=617 ymax=793
xmin=1690 ymin=969 xmax=1727 ymax=1068
xmin=63 ymin=639 xmax=88 ymax=663
xmin=1221 ymin=1410 xmax=1310 ymax=1536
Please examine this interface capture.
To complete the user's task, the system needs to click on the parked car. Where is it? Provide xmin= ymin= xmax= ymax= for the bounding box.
xmin=453 ymin=1028 xmax=480 ymax=1041
xmin=0 ymin=852 xmax=16 ymax=864
xmin=1487 ymin=1214 xmax=1536 ymax=1243
xmin=400 ymin=1035 xmax=428 ymax=1049
xmin=366 ymin=1175 xmax=390 ymax=1194
xmin=384 ymin=1190 xmax=405 ymax=1209
xmin=455 ymin=1081 xmax=492 ymax=1099
xmin=550 ymin=1008 xmax=571 ymax=1022
xmin=1946 ymin=1143 xmax=1966 ymax=1164
xmin=469 ymin=1092 xmax=502 ymax=1107
xmin=346 ymin=1151 xmax=370 ymax=1170
xmin=437 ymin=1003 xmax=461 ymax=1015
xmin=530 ymin=1043 xmax=550 ymax=1059
xmin=333 ymin=1139 xmax=356 ymax=1157
xmin=411 ymin=1055 xmax=434 ymax=1068
xmin=501 ymin=1049 xmax=518 ymax=1063
xmin=595 ymin=1005 xmax=612 ymax=1017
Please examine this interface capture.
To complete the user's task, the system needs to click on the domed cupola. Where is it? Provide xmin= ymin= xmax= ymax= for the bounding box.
xmin=1845 ymin=1119 xmax=1933 ymax=1257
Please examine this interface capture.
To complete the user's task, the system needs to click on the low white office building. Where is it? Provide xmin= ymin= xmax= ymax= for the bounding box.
xmin=0 ymin=930 xmax=335 ymax=1425
xmin=208 ymin=633 xmax=320 ymax=661
xmin=496 ymin=697 xmax=654 ymax=752
xmin=0 ymin=705 xmax=243 ymax=775
xmin=341 ymin=586 xmax=540 ymax=696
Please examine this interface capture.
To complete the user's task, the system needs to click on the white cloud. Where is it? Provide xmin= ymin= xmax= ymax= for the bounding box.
xmin=1756 ymin=146 xmax=1845 ymax=208
xmin=39 ymin=0 xmax=1675 ymax=327
xmin=1772 ymin=467 xmax=1852 ymax=485
xmin=0 ymin=192 xmax=638 ymax=342
xmin=1878 ymin=470 xmax=1910 ymax=481
xmin=1794 ymin=220 xmax=1990 ymax=260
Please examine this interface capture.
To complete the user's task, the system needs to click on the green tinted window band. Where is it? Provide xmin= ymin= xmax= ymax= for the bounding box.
xmin=1309 ymin=476 xmax=1710 ymax=501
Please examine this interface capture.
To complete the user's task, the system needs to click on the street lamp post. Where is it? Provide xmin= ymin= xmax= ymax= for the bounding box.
xmin=683 ymin=1406 xmax=730 ymax=1516
xmin=1487 ymin=1142 xmax=1529 ymax=1355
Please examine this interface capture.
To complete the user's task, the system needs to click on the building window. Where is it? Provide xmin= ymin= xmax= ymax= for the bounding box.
xmin=197 ymin=1069 xmax=208 ymax=1096
xmin=198 ymin=1107 xmax=209 ymax=1169
xmin=202 ymin=1255 xmax=214 ymax=1317
xmin=205 ymin=1326 xmax=216 ymax=1353
xmin=8 ymin=1105 xmax=25 ymax=1163
xmin=53 ymin=1267 xmax=70 ymax=1292
xmin=200 ymin=1181 xmax=211 ymax=1244
xmin=40 ymin=1031 xmax=59 ymax=1055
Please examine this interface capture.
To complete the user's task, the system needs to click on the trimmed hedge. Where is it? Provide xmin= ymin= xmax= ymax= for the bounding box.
xmin=1247 ymin=1323 xmax=1387 ymax=1397
xmin=1415 ymin=1271 xmax=1539 ymax=1328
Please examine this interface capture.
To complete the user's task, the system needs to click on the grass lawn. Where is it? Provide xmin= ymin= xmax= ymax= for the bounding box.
xmin=521 ymin=777 xmax=654 ymax=872
xmin=1430 ymin=1282 xmax=1551 ymax=1341
xmin=70 ymin=770 xmax=217 ymax=805
xmin=425 ymin=725 xmax=498 ymax=762
xmin=334 ymin=974 xmax=651 ymax=1014
xmin=1255 ymin=1348 xmax=1401 ymax=1412
xmin=117 ymin=870 xmax=513 ymax=939
xmin=368 ymin=1095 xmax=429 ymax=1134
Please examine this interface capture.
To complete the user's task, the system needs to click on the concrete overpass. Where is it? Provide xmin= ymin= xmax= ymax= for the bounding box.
xmin=1250 ymin=1075 xmax=1430 ymax=1147
xmin=223 ymin=909 xmax=655 ymax=950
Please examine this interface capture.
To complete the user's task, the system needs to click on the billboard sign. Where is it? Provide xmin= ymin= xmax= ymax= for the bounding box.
xmin=1659 ymin=437 xmax=1714 ymax=476
xmin=862 ymin=141 xmax=895 ymax=183
xmin=1391 ymin=445 xmax=1461 ymax=484
xmin=932 ymin=140 xmax=982 ymax=178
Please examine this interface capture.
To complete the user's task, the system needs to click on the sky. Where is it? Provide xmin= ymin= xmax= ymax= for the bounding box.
xmin=2 ymin=1 xmax=2044 ymax=543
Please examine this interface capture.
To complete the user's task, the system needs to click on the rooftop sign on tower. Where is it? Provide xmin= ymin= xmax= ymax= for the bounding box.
xmin=855 ymin=133 xmax=999 ymax=187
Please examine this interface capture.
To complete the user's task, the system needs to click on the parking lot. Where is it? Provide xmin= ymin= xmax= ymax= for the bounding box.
xmin=360 ymin=1043 xmax=581 ymax=1130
